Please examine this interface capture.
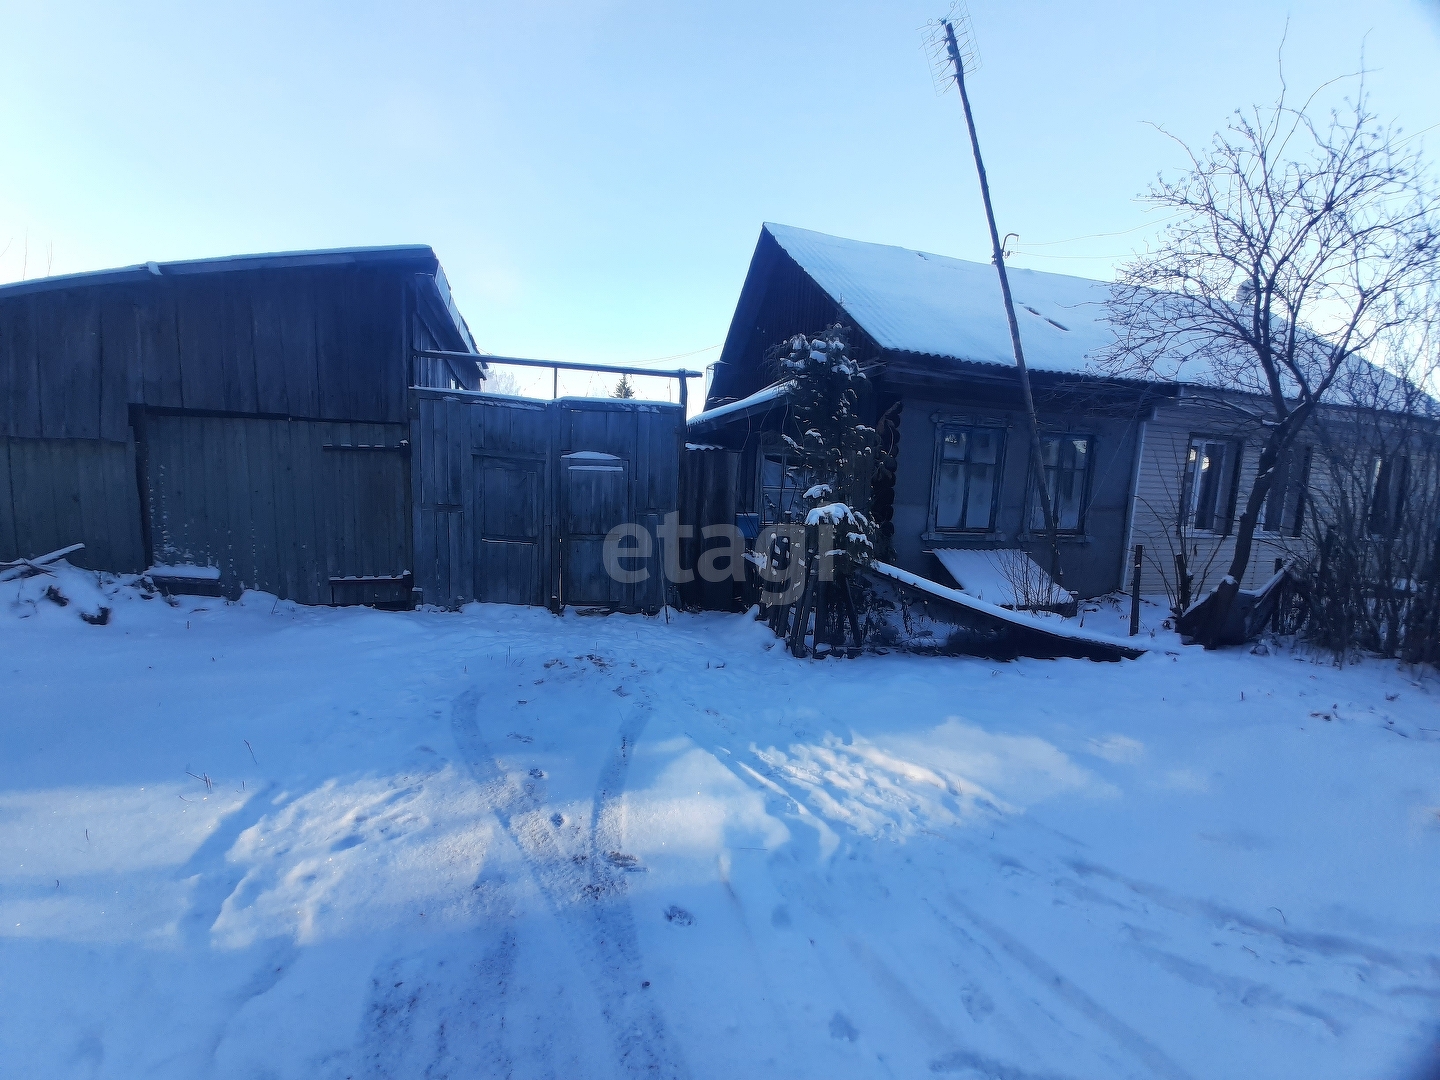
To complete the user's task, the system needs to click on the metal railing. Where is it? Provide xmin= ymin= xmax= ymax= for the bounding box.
xmin=413 ymin=349 xmax=703 ymax=411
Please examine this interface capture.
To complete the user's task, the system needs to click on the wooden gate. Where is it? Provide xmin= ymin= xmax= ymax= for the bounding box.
xmin=139 ymin=410 xmax=411 ymax=605
xmin=411 ymin=388 xmax=682 ymax=611
xmin=561 ymin=451 xmax=631 ymax=606
xmin=474 ymin=454 xmax=546 ymax=607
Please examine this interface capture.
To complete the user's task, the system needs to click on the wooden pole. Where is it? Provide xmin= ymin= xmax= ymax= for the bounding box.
xmin=1273 ymin=556 xmax=1284 ymax=633
xmin=942 ymin=20 xmax=1064 ymax=591
xmin=1130 ymin=544 xmax=1143 ymax=636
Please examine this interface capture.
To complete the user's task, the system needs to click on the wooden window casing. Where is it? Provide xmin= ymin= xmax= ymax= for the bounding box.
xmin=1260 ymin=445 xmax=1312 ymax=538
xmin=1181 ymin=436 xmax=1243 ymax=536
xmin=1029 ymin=434 xmax=1094 ymax=535
xmin=758 ymin=452 xmax=807 ymax=525
xmin=930 ymin=423 xmax=1006 ymax=534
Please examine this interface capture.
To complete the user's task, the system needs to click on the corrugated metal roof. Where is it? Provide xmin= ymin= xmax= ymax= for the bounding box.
xmin=688 ymin=380 xmax=793 ymax=431
xmin=764 ymin=223 xmax=1123 ymax=378
xmin=0 ymin=244 xmax=440 ymax=299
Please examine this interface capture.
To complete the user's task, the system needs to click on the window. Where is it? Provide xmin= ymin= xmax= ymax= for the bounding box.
xmin=759 ymin=453 xmax=806 ymax=525
xmin=1368 ymin=454 xmax=1409 ymax=537
xmin=1182 ymin=438 xmax=1239 ymax=534
xmin=933 ymin=424 xmax=1005 ymax=532
xmin=1029 ymin=434 xmax=1093 ymax=533
xmin=1261 ymin=446 xmax=1312 ymax=538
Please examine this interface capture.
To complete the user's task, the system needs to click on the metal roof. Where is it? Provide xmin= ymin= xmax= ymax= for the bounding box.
xmin=0 ymin=244 xmax=441 ymax=299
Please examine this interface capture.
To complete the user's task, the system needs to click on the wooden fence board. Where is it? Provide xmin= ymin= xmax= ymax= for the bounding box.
xmin=0 ymin=438 xmax=15 ymax=557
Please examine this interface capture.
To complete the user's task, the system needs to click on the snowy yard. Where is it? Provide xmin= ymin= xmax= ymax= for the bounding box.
xmin=3 ymin=569 xmax=1439 ymax=1079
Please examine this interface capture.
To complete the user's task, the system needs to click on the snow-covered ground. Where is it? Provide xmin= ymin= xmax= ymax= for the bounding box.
xmin=3 ymin=567 xmax=1439 ymax=1079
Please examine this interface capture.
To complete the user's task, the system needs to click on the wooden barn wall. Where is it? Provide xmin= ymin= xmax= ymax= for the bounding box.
xmin=142 ymin=413 xmax=409 ymax=605
xmin=678 ymin=448 xmax=742 ymax=610
xmin=410 ymin=390 xmax=685 ymax=611
xmin=0 ymin=436 xmax=145 ymax=571
xmin=0 ymin=264 xmax=418 ymax=442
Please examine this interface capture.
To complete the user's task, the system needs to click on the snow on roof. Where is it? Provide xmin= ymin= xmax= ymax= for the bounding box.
xmin=689 ymin=379 xmax=793 ymax=430
xmin=869 ymin=560 xmax=1144 ymax=656
xmin=765 ymin=223 xmax=1191 ymax=381
xmin=931 ymin=548 xmax=1072 ymax=608
xmin=0 ymin=244 xmax=441 ymax=299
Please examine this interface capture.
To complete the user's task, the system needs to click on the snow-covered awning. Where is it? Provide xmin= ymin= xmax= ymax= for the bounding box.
xmin=688 ymin=380 xmax=792 ymax=432
xmin=931 ymin=548 xmax=1072 ymax=609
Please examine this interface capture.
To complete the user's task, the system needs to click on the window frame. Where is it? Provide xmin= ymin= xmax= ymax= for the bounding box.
xmin=1367 ymin=453 xmax=1409 ymax=538
xmin=1259 ymin=445 xmax=1312 ymax=539
xmin=1027 ymin=432 xmax=1096 ymax=537
xmin=1180 ymin=435 xmax=1243 ymax=537
xmin=757 ymin=449 xmax=809 ymax=526
xmin=928 ymin=419 xmax=1008 ymax=535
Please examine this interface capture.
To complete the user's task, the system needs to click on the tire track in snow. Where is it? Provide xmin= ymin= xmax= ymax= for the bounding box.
xmin=689 ymin=708 xmax=1192 ymax=1079
xmin=938 ymin=894 xmax=1198 ymax=1080
xmin=451 ymin=687 xmax=688 ymax=1080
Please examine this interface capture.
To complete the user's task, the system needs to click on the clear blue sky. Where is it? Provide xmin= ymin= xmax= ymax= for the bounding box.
xmin=2 ymin=1 xmax=1437 ymax=398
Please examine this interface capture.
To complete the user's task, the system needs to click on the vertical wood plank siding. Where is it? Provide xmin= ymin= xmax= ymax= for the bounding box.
xmin=409 ymin=389 xmax=685 ymax=611
xmin=0 ymin=436 xmax=145 ymax=570
xmin=678 ymin=448 xmax=742 ymax=610
xmin=140 ymin=413 xmax=410 ymax=604
xmin=0 ymin=263 xmax=450 ymax=444
xmin=0 ymin=255 xmax=468 ymax=603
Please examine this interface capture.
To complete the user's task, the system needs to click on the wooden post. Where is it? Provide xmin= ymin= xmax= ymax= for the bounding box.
xmin=679 ymin=375 xmax=688 ymax=414
xmin=841 ymin=575 xmax=864 ymax=658
xmin=788 ymin=566 xmax=816 ymax=658
xmin=1130 ymin=544 xmax=1143 ymax=636
xmin=1273 ymin=557 xmax=1285 ymax=633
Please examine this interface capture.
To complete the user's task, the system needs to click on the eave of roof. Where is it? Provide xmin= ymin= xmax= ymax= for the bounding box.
xmin=0 ymin=244 xmax=441 ymax=299
xmin=688 ymin=380 xmax=793 ymax=432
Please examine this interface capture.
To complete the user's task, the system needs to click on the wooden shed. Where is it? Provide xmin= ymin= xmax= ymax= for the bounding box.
xmin=0 ymin=245 xmax=481 ymax=606
xmin=2 ymin=245 xmax=689 ymax=613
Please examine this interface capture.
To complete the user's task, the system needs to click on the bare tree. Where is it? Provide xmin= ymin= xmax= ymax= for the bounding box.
xmin=1303 ymin=304 xmax=1440 ymax=665
xmin=1102 ymin=79 xmax=1440 ymax=646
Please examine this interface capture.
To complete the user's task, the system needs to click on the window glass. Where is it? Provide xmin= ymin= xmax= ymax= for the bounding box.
xmin=1368 ymin=454 xmax=1409 ymax=537
xmin=1030 ymin=434 xmax=1092 ymax=533
xmin=1262 ymin=451 xmax=1290 ymax=533
xmin=1185 ymin=439 xmax=1232 ymax=533
xmin=1261 ymin=446 xmax=1312 ymax=536
xmin=932 ymin=424 xmax=1004 ymax=531
xmin=759 ymin=454 xmax=805 ymax=524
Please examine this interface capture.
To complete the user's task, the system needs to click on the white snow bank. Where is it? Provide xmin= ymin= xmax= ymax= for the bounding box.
xmin=2 ymin=569 xmax=1438 ymax=1079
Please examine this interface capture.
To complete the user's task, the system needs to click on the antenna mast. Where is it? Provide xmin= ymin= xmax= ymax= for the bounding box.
xmin=926 ymin=8 xmax=1065 ymax=590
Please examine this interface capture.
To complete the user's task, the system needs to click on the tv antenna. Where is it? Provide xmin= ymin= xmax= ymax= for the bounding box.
xmin=922 ymin=4 xmax=1064 ymax=588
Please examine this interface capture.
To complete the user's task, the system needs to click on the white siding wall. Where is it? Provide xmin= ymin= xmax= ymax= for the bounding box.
xmin=1127 ymin=403 xmax=1317 ymax=600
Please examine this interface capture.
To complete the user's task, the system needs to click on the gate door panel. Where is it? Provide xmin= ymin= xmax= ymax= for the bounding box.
xmin=143 ymin=412 xmax=409 ymax=605
xmin=474 ymin=456 xmax=545 ymax=606
xmin=561 ymin=451 xmax=630 ymax=606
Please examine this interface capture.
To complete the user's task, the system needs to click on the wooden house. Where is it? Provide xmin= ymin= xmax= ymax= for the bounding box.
xmin=690 ymin=224 xmax=1362 ymax=605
